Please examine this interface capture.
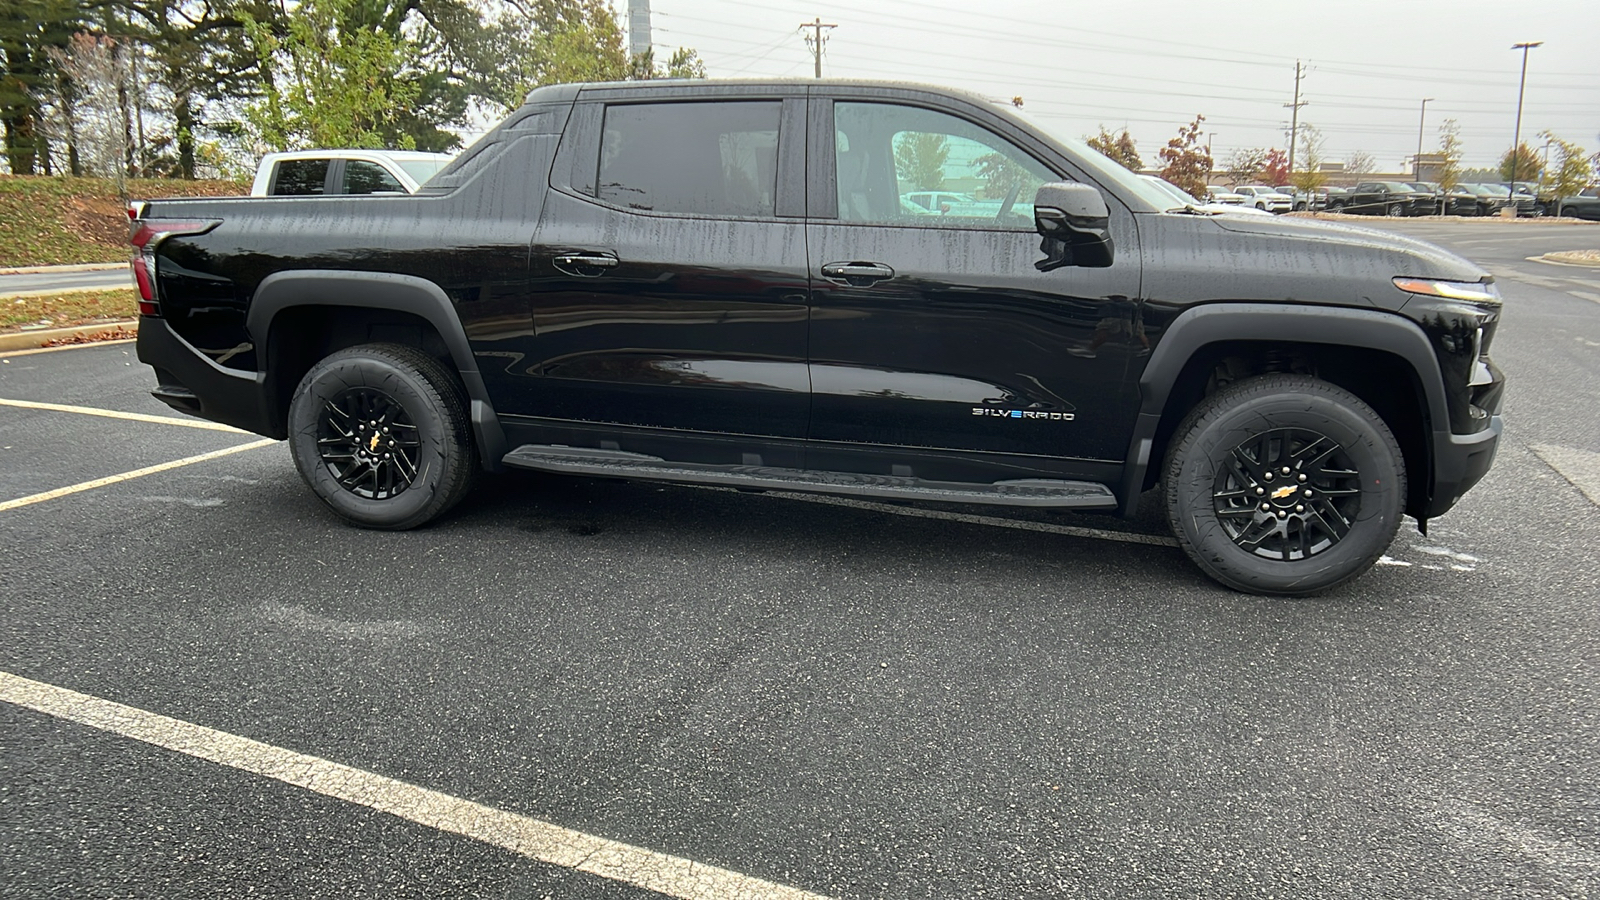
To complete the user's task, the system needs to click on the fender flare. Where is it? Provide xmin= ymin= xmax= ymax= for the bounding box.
xmin=248 ymin=269 xmax=508 ymax=471
xmin=1118 ymin=302 xmax=1447 ymax=514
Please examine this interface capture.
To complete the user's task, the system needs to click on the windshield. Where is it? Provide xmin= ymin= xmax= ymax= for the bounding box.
xmin=396 ymin=158 xmax=450 ymax=184
xmin=1008 ymin=109 xmax=1180 ymax=210
xmin=1481 ymin=185 xmax=1510 ymax=196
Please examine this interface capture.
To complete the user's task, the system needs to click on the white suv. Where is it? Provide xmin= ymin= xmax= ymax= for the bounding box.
xmin=250 ymin=150 xmax=455 ymax=197
xmin=1232 ymin=185 xmax=1294 ymax=213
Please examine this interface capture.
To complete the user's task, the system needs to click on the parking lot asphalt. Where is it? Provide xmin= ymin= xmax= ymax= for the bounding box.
xmin=3 ymin=221 xmax=1598 ymax=899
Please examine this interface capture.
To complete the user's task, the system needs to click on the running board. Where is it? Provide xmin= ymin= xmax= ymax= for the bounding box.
xmin=502 ymin=445 xmax=1118 ymax=509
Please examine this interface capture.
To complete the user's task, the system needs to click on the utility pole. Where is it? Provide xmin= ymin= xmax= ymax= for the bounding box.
xmin=800 ymin=18 xmax=837 ymax=79
xmin=1509 ymin=41 xmax=1543 ymax=192
xmin=1414 ymin=97 xmax=1433 ymax=180
xmin=1283 ymin=61 xmax=1306 ymax=178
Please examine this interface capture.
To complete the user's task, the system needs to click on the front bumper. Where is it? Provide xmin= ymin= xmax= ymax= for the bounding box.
xmin=136 ymin=316 xmax=282 ymax=438
xmin=1425 ymin=415 xmax=1502 ymax=518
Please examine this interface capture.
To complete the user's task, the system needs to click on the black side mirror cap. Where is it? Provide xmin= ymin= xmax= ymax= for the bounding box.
xmin=1032 ymin=182 xmax=1114 ymax=270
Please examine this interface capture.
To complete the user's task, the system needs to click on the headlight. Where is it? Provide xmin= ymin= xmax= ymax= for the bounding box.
xmin=1392 ymin=277 xmax=1501 ymax=303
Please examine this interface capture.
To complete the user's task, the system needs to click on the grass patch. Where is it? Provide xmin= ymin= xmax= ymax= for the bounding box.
xmin=2 ymin=289 xmax=137 ymax=332
xmin=0 ymin=174 xmax=245 ymax=268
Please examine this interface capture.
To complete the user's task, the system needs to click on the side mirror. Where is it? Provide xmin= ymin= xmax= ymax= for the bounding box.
xmin=1032 ymin=182 xmax=1114 ymax=270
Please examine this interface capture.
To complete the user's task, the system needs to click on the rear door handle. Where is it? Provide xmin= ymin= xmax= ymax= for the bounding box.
xmin=821 ymin=261 xmax=895 ymax=286
xmin=553 ymin=252 xmax=619 ymax=276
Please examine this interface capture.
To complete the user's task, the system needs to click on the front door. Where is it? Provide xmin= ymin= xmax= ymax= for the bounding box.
xmin=518 ymin=95 xmax=811 ymax=442
xmin=804 ymin=97 xmax=1143 ymax=472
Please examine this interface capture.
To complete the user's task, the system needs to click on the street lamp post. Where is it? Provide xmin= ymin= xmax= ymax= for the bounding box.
xmin=1414 ymin=98 xmax=1433 ymax=180
xmin=1509 ymin=41 xmax=1543 ymax=201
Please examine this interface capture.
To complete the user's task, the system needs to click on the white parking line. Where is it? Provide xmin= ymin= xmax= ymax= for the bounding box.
xmin=0 ymin=439 xmax=275 ymax=513
xmin=0 ymin=397 xmax=247 ymax=432
xmin=0 ymin=671 xmax=832 ymax=900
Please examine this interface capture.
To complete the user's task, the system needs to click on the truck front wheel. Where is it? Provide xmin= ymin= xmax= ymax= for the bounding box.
xmin=1164 ymin=374 xmax=1405 ymax=596
xmin=288 ymin=343 xmax=475 ymax=530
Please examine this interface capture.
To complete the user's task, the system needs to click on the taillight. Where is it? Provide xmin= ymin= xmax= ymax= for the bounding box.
xmin=127 ymin=203 xmax=219 ymax=317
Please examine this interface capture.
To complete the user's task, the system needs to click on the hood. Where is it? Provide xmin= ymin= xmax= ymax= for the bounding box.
xmin=1137 ymin=212 xmax=1490 ymax=313
xmin=1209 ymin=213 xmax=1486 ymax=282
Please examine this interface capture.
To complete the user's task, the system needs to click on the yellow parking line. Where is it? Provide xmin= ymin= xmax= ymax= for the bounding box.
xmin=0 ymin=397 xmax=247 ymax=432
xmin=0 ymin=439 xmax=275 ymax=513
xmin=0 ymin=671 xmax=833 ymax=900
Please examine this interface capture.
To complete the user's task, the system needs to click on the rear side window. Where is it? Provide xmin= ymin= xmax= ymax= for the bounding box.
xmin=272 ymin=159 xmax=329 ymax=195
xmin=343 ymin=160 xmax=406 ymax=194
xmin=597 ymin=101 xmax=780 ymax=217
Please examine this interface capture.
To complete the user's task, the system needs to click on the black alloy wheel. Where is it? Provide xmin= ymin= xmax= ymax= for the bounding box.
xmin=1211 ymin=428 xmax=1362 ymax=560
xmin=288 ymin=343 xmax=476 ymax=530
xmin=315 ymin=386 xmax=421 ymax=500
xmin=1165 ymin=374 xmax=1405 ymax=596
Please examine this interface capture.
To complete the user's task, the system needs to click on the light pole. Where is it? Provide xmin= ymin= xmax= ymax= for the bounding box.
xmin=1509 ymin=41 xmax=1543 ymax=195
xmin=1414 ymin=98 xmax=1433 ymax=180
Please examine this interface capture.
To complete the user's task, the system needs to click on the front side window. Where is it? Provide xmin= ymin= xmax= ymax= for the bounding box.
xmin=343 ymin=160 xmax=407 ymax=194
xmin=833 ymin=102 xmax=1055 ymax=229
xmin=597 ymin=101 xmax=781 ymax=217
xmin=272 ymin=159 xmax=329 ymax=195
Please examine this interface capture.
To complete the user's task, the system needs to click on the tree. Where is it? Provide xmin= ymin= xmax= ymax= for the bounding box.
xmin=1260 ymin=148 xmax=1289 ymax=186
xmin=480 ymin=0 xmax=628 ymax=113
xmin=1344 ymin=150 xmax=1376 ymax=175
xmin=242 ymin=0 xmax=422 ymax=151
xmin=37 ymin=31 xmax=132 ymax=189
xmin=893 ymin=131 xmax=947 ymax=191
xmin=1158 ymin=114 xmax=1211 ymax=200
xmin=1224 ymin=147 xmax=1267 ymax=185
xmin=1436 ymin=119 xmax=1463 ymax=199
xmin=1085 ymin=125 xmax=1141 ymax=171
xmin=1291 ymin=125 xmax=1327 ymax=195
xmin=1498 ymin=142 xmax=1542 ymax=183
xmin=0 ymin=0 xmax=82 ymax=174
xmin=628 ymin=46 xmax=707 ymax=80
xmin=1538 ymin=131 xmax=1593 ymax=209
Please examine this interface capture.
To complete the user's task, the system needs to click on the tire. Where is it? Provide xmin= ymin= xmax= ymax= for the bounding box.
xmin=288 ymin=343 xmax=476 ymax=530
xmin=1387 ymin=202 xmax=1406 ymax=217
xmin=1164 ymin=374 xmax=1405 ymax=596
xmin=1255 ymin=202 xmax=1267 ymax=210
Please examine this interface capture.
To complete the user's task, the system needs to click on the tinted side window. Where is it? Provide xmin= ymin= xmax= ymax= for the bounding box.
xmin=272 ymin=159 xmax=329 ymax=195
xmin=598 ymin=101 xmax=781 ymax=217
xmin=833 ymin=102 xmax=1055 ymax=229
xmin=343 ymin=160 xmax=406 ymax=194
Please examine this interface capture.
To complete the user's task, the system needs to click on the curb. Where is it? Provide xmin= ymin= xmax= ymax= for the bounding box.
xmin=1537 ymin=253 xmax=1600 ymax=267
xmin=0 ymin=319 xmax=137 ymax=353
xmin=0 ymin=262 xmax=126 ymax=275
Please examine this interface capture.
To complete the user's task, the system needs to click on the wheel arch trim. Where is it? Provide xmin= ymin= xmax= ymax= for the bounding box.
xmin=1118 ymin=302 xmax=1447 ymax=514
xmin=247 ymin=269 xmax=507 ymax=470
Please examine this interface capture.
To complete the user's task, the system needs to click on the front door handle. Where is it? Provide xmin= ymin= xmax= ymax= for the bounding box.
xmin=821 ymin=261 xmax=895 ymax=287
xmin=553 ymin=252 xmax=619 ymax=276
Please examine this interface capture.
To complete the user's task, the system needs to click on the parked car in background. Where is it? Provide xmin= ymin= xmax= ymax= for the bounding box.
xmin=1554 ymin=186 xmax=1600 ymax=220
xmin=250 ymin=150 xmax=456 ymax=197
xmin=1457 ymin=184 xmax=1509 ymax=217
xmin=1323 ymin=186 xmax=1350 ymax=211
xmin=1232 ymin=185 xmax=1294 ymax=213
xmin=1511 ymin=182 xmax=1543 ymax=216
xmin=1345 ymin=182 xmax=1436 ymax=217
xmin=1205 ymin=185 xmax=1246 ymax=205
xmin=1141 ymin=175 xmax=1271 ymax=215
xmin=1476 ymin=183 xmax=1535 ymax=216
xmin=1273 ymin=185 xmax=1325 ymax=212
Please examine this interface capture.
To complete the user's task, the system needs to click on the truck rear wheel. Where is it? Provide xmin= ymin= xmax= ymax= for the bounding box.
xmin=1164 ymin=374 xmax=1405 ymax=596
xmin=288 ymin=343 xmax=475 ymax=530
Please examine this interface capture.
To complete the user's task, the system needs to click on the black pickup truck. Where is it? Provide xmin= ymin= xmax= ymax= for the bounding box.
xmin=133 ymin=79 xmax=1505 ymax=596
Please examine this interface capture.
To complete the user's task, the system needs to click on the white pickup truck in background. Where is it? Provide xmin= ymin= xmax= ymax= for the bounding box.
xmin=249 ymin=149 xmax=455 ymax=197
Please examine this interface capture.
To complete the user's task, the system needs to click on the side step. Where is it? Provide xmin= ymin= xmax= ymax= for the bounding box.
xmin=502 ymin=445 xmax=1118 ymax=509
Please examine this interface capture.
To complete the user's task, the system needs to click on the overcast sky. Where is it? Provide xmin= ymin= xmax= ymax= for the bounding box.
xmin=629 ymin=0 xmax=1599 ymax=172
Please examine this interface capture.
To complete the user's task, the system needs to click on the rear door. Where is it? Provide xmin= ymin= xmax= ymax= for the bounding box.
xmin=518 ymin=88 xmax=811 ymax=446
xmin=803 ymin=91 xmax=1143 ymax=477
